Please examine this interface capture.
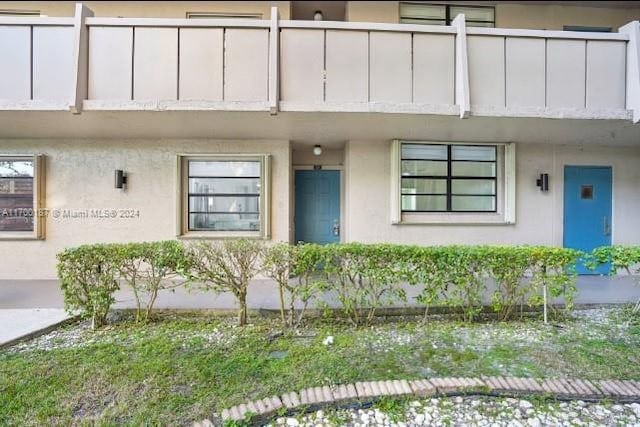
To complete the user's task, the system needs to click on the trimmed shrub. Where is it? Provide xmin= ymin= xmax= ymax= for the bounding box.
xmin=323 ymin=243 xmax=408 ymax=326
xmin=57 ymin=244 xmax=122 ymax=329
xmin=116 ymin=241 xmax=189 ymax=322
xmin=57 ymin=239 xmax=583 ymax=328
xmin=263 ymin=243 xmax=327 ymax=327
xmin=591 ymin=245 xmax=640 ymax=313
xmin=186 ymin=239 xmax=264 ymax=326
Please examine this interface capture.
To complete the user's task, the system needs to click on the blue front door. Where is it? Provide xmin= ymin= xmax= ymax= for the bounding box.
xmin=295 ymin=170 xmax=340 ymax=244
xmin=563 ymin=166 xmax=612 ymax=274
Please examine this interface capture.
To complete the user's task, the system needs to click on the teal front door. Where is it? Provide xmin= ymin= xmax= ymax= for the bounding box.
xmin=295 ymin=170 xmax=340 ymax=244
xmin=563 ymin=166 xmax=612 ymax=275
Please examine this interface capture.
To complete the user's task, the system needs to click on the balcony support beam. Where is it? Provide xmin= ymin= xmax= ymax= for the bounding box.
xmin=452 ymin=14 xmax=470 ymax=119
xmin=269 ymin=7 xmax=280 ymax=115
xmin=620 ymin=21 xmax=640 ymax=123
xmin=69 ymin=3 xmax=93 ymax=114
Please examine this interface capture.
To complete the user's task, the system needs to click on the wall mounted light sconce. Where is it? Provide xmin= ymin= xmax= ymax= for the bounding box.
xmin=313 ymin=145 xmax=322 ymax=156
xmin=115 ymin=170 xmax=127 ymax=189
xmin=536 ymin=173 xmax=549 ymax=192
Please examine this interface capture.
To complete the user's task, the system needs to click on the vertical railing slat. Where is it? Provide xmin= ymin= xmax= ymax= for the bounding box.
xmin=452 ymin=14 xmax=470 ymax=119
xmin=70 ymin=2 xmax=93 ymax=114
xmin=269 ymin=6 xmax=280 ymax=114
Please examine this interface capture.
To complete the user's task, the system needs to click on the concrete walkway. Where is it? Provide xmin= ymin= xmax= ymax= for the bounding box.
xmin=0 ymin=276 xmax=638 ymax=310
xmin=0 ymin=308 xmax=72 ymax=348
xmin=215 ymin=376 xmax=640 ymax=424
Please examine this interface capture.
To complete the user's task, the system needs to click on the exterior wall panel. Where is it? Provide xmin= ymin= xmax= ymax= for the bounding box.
xmin=325 ymin=30 xmax=368 ymax=103
xmin=133 ymin=28 xmax=178 ymax=101
xmin=369 ymin=31 xmax=412 ymax=103
xmin=88 ymin=26 xmax=133 ymax=100
xmin=280 ymin=29 xmax=324 ymax=103
xmin=0 ymin=139 xmax=291 ymax=279
xmin=468 ymin=35 xmax=505 ymax=107
xmin=224 ymin=29 xmax=269 ymax=102
xmin=0 ymin=26 xmax=31 ymax=101
xmin=32 ymin=26 xmax=74 ymax=100
xmin=586 ymin=40 xmax=626 ymax=110
xmin=547 ymin=39 xmax=586 ymax=108
xmin=412 ymin=33 xmax=455 ymax=105
xmin=345 ymin=140 xmax=640 ymax=247
xmin=505 ymin=37 xmax=546 ymax=108
xmin=178 ymin=28 xmax=223 ymax=101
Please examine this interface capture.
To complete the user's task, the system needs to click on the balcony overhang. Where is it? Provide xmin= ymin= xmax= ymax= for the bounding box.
xmin=0 ymin=110 xmax=638 ymax=146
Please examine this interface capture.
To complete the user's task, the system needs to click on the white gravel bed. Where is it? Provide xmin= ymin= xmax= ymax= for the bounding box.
xmin=268 ymin=397 xmax=640 ymax=427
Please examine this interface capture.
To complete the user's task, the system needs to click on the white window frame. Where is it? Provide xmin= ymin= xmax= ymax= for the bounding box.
xmin=177 ymin=154 xmax=271 ymax=239
xmin=0 ymin=154 xmax=46 ymax=240
xmin=390 ymin=140 xmax=515 ymax=225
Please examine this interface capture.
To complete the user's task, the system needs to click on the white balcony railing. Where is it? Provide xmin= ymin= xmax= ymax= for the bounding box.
xmin=0 ymin=3 xmax=639 ymax=122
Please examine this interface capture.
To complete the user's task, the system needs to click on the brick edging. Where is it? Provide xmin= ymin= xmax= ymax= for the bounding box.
xmin=202 ymin=376 xmax=640 ymax=425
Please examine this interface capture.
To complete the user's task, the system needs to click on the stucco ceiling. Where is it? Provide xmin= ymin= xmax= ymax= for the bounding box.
xmin=1 ymin=111 xmax=639 ymax=146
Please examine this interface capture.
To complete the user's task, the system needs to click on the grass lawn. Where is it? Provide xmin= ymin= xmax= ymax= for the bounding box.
xmin=1 ymin=308 xmax=639 ymax=426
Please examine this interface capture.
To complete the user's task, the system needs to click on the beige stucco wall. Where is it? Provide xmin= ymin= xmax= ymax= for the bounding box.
xmin=496 ymin=4 xmax=640 ymax=31
xmin=0 ymin=1 xmax=291 ymax=19
xmin=292 ymin=147 xmax=344 ymax=166
xmin=1 ymin=136 xmax=640 ymax=280
xmin=346 ymin=1 xmax=640 ymax=30
xmin=344 ymin=140 xmax=640 ymax=246
xmin=0 ymin=139 xmax=291 ymax=280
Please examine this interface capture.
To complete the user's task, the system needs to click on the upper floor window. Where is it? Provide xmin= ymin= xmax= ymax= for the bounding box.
xmin=563 ymin=25 xmax=612 ymax=33
xmin=401 ymin=143 xmax=497 ymax=212
xmin=186 ymin=12 xmax=262 ymax=19
xmin=0 ymin=9 xmax=40 ymax=16
xmin=180 ymin=155 xmax=271 ymax=238
xmin=399 ymin=2 xmax=495 ymax=27
xmin=0 ymin=155 xmax=45 ymax=238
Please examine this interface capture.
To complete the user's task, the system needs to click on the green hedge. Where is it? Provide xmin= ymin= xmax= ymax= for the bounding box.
xmin=590 ymin=246 xmax=640 ymax=313
xmin=58 ymin=241 xmax=607 ymax=327
xmin=281 ymin=243 xmax=580 ymax=324
xmin=57 ymin=241 xmax=187 ymax=328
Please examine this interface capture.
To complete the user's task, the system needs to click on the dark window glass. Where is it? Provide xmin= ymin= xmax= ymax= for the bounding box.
xmin=400 ymin=3 xmax=495 ymax=27
xmin=401 ymin=144 xmax=497 ymax=212
xmin=0 ymin=158 xmax=34 ymax=232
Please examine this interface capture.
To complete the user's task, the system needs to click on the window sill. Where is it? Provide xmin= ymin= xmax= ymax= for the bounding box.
xmin=396 ymin=212 xmax=514 ymax=225
xmin=178 ymin=231 xmax=267 ymax=240
xmin=0 ymin=232 xmax=43 ymax=241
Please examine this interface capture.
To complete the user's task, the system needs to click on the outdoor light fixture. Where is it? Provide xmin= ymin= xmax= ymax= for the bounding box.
xmin=536 ymin=173 xmax=549 ymax=192
xmin=313 ymin=145 xmax=322 ymax=156
xmin=115 ymin=170 xmax=127 ymax=189
xmin=314 ymin=10 xmax=323 ymax=21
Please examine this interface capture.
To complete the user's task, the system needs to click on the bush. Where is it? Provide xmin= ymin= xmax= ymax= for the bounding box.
xmin=323 ymin=243 xmax=407 ymax=326
xmin=405 ymin=245 xmax=579 ymax=322
xmin=262 ymin=243 xmax=327 ymax=327
xmin=186 ymin=239 xmax=264 ymax=326
xmin=57 ymin=239 xmax=583 ymax=328
xmin=591 ymin=246 xmax=640 ymax=313
xmin=116 ymin=241 xmax=189 ymax=323
xmin=57 ymin=244 xmax=122 ymax=329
